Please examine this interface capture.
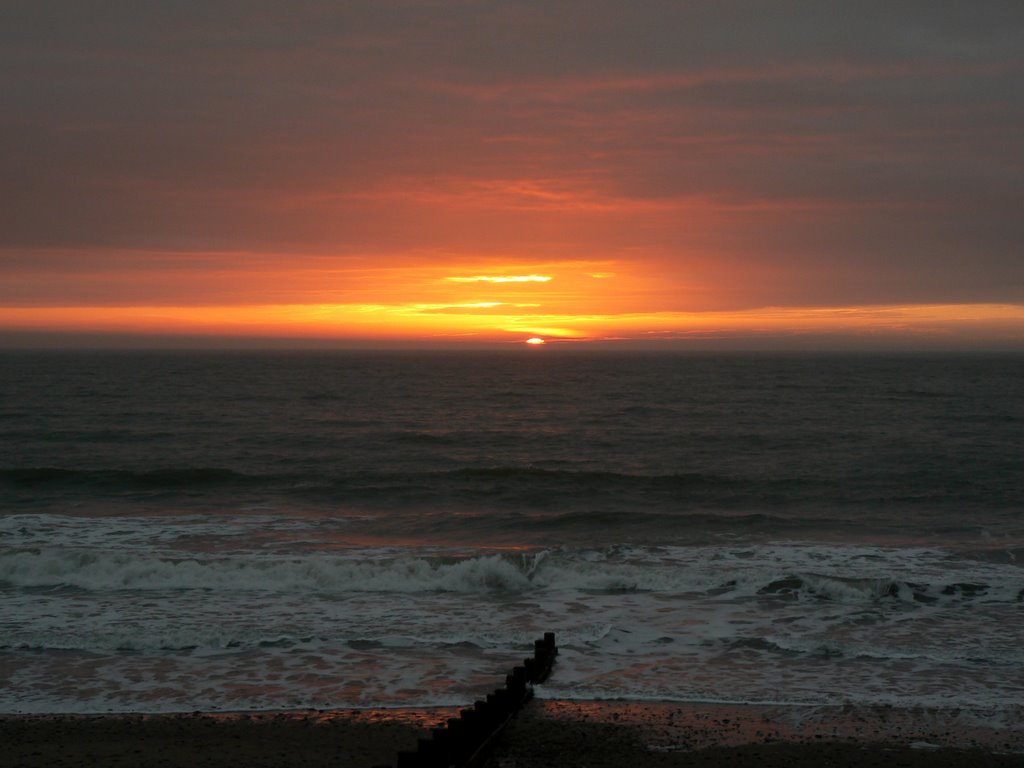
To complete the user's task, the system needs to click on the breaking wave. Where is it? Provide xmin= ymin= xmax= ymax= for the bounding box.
xmin=2 ymin=546 xmax=1020 ymax=605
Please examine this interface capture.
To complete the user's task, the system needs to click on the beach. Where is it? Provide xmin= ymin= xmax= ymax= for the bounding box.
xmin=0 ymin=708 xmax=450 ymax=768
xmin=4 ymin=701 xmax=1024 ymax=768
xmin=486 ymin=701 xmax=1024 ymax=767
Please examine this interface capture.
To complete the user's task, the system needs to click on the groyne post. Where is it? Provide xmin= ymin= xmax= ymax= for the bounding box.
xmin=375 ymin=633 xmax=558 ymax=768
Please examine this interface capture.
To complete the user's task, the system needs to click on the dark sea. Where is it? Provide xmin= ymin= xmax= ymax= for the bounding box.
xmin=1 ymin=351 xmax=1022 ymax=727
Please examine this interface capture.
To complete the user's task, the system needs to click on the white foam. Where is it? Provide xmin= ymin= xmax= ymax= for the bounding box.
xmin=3 ymin=530 xmax=1024 ymax=715
xmin=0 ymin=549 xmax=537 ymax=594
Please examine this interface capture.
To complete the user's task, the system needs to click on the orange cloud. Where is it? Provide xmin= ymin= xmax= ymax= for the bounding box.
xmin=4 ymin=303 xmax=1022 ymax=348
xmin=445 ymin=275 xmax=552 ymax=283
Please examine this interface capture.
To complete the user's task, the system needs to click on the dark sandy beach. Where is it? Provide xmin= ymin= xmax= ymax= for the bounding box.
xmin=0 ymin=708 xmax=453 ymax=768
xmin=3 ymin=701 xmax=1023 ymax=768
xmin=483 ymin=701 xmax=1024 ymax=767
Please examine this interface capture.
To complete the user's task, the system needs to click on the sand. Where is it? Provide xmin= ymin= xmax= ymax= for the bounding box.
xmin=0 ymin=708 xmax=456 ymax=768
xmin=483 ymin=701 xmax=1024 ymax=768
xmin=2 ymin=701 xmax=1023 ymax=768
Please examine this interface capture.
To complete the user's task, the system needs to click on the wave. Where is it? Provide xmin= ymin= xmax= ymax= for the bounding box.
xmin=723 ymin=635 xmax=1024 ymax=667
xmin=440 ymin=467 xmax=727 ymax=486
xmin=882 ymin=388 xmax=952 ymax=400
xmin=522 ymin=509 xmax=788 ymax=531
xmin=754 ymin=572 xmax=1024 ymax=605
xmin=756 ymin=573 xmax=905 ymax=602
xmin=0 ymin=467 xmax=271 ymax=490
xmin=2 ymin=547 xmax=1020 ymax=605
xmin=0 ymin=466 xmax=765 ymax=518
xmin=0 ymin=465 xmax=744 ymax=493
xmin=0 ymin=549 xmax=540 ymax=594
xmin=0 ymin=629 xmax=516 ymax=655
xmin=0 ymin=629 xmax=320 ymax=654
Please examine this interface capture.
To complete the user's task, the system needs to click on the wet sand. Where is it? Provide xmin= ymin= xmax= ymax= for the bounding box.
xmin=3 ymin=701 xmax=1023 ymax=768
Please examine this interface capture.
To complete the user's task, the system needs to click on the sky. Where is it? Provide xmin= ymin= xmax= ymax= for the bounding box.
xmin=1 ymin=1 xmax=1022 ymax=348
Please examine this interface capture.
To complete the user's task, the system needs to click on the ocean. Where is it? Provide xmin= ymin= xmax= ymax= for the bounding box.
xmin=1 ymin=350 xmax=1022 ymax=725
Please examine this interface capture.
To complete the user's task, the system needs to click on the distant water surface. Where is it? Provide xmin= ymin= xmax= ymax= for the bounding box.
xmin=1 ymin=351 xmax=1022 ymax=724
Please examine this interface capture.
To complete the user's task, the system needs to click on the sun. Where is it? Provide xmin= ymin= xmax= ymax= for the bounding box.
xmin=525 ymin=337 xmax=546 ymax=345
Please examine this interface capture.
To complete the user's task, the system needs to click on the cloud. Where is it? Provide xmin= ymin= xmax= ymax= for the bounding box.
xmin=445 ymin=275 xmax=552 ymax=284
xmin=1 ymin=1 xmax=1022 ymax=343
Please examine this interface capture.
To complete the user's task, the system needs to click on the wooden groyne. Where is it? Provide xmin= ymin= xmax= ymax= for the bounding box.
xmin=377 ymin=632 xmax=557 ymax=768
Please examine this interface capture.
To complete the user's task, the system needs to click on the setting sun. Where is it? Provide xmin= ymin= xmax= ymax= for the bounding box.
xmin=525 ymin=337 xmax=546 ymax=345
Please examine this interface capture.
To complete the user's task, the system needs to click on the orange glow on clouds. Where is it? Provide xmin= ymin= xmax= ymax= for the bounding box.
xmin=446 ymin=275 xmax=553 ymax=284
xmin=3 ymin=252 xmax=1023 ymax=348
xmin=2 ymin=7 xmax=1021 ymax=352
xmin=4 ymin=301 xmax=1023 ymax=347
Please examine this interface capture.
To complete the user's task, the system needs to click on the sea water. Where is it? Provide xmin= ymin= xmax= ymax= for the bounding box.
xmin=1 ymin=351 xmax=1022 ymax=721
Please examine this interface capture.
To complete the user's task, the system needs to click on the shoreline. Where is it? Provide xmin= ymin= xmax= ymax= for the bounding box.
xmin=3 ymin=700 xmax=1023 ymax=767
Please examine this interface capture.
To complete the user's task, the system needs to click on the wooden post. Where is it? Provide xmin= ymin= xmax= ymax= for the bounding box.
xmin=377 ymin=634 xmax=558 ymax=768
